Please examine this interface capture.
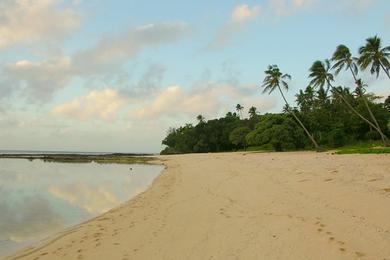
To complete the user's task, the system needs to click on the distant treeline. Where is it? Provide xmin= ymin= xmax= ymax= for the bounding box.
xmin=161 ymin=36 xmax=390 ymax=154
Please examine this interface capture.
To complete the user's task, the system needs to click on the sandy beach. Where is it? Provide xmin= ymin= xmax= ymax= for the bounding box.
xmin=7 ymin=152 xmax=390 ymax=260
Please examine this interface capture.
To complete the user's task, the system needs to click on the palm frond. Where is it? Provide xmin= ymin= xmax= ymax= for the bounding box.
xmin=260 ymin=65 xmax=290 ymax=95
xmin=281 ymin=81 xmax=289 ymax=90
xmin=358 ymin=35 xmax=390 ymax=77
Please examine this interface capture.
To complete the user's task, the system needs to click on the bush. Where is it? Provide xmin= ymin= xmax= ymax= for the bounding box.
xmin=229 ymin=126 xmax=251 ymax=149
xmin=328 ymin=128 xmax=346 ymax=147
xmin=365 ymin=130 xmax=380 ymax=141
xmin=160 ymin=147 xmax=179 ymax=155
xmin=246 ymin=114 xmax=306 ymax=151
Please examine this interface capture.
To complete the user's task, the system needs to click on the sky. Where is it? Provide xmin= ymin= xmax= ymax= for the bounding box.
xmin=0 ymin=0 xmax=389 ymax=153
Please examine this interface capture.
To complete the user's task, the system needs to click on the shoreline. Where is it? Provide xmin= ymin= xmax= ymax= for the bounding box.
xmin=6 ymin=152 xmax=390 ymax=259
xmin=0 ymin=154 xmax=157 ymax=164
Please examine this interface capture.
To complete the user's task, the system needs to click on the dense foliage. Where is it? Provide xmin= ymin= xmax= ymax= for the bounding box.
xmin=161 ymin=36 xmax=390 ymax=154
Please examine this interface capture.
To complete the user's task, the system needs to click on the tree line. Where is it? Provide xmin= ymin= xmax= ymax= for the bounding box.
xmin=161 ymin=36 xmax=390 ymax=154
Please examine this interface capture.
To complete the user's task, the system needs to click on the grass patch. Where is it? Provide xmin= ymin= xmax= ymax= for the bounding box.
xmin=241 ymin=141 xmax=389 ymax=154
xmin=335 ymin=146 xmax=390 ymax=154
xmin=237 ymin=144 xmax=274 ymax=152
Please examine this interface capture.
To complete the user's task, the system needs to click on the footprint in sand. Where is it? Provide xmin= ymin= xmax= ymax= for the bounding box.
xmin=367 ymin=178 xmax=382 ymax=182
xmin=355 ymin=251 xmax=366 ymax=257
xmin=315 ymin=221 xmax=338 ymax=244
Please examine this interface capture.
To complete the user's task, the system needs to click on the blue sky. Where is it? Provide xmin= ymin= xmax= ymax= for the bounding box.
xmin=0 ymin=0 xmax=389 ymax=153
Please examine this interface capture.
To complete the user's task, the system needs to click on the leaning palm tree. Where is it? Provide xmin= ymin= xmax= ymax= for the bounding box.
xmin=309 ymin=60 xmax=386 ymax=144
xmin=332 ymin=45 xmax=389 ymax=145
xmin=261 ymin=65 xmax=319 ymax=149
xmin=308 ymin=59 xmax=334 ymax=94
xmin=332 ymin=44 xmax=359 ymax=81
xmin=358 ymin=36 xmax=390 ymax=79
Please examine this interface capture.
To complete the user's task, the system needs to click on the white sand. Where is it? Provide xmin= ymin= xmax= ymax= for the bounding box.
xmin=7 ymin=152 xmax=390 ymax=259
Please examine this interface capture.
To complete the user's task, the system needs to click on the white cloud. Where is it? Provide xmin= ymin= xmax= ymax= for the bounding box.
xmin=1 ymin=57 xmax=73 ymax=102
xmin=132 ymin=83 xmax=277 ymax=119
xmin=72 ymin=22 xmax=189 ymax=74
xmin=208 ymin=0 xmax=314 ymax=49
xmin=52 ymin=88 xmax=127 ymax=121
xmin=0 ymin=0 xmax=79 ymax=49
xmin=120 ymin=64 xmax=166 ymax=97
xmin=0 ymin=23 xmax=188 ymax=103
xmin=134 ymin=85 xmax=220 ymax=119
xmin=208 ymin=4 xmax=260 ymax=50
xmin=232 ymin=4 xmax=261 ymax=23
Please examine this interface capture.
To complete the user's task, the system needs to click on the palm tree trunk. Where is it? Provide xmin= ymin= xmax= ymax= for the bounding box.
xmin=277 ymin=85 xmax=320 ymax=150
xmin=349 ymin=66 xmax=358 ymax=82
xmin=348 ymin=67 xmax=389 ymax=146
xmin=327 ymin=80 xmax=389 ymax=146
xmin=380 ymin=62 xmax=390 ymax=79
xmin=361 ymin=96 xmax=389 ymax=145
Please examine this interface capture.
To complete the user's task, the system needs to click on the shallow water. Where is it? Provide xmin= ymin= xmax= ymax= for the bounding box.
xmin=0 ymin=159 xmax=163 ymax=257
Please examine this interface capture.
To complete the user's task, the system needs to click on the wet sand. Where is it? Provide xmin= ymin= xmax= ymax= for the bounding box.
xmin=7 ymin=152 xmax=390 ymax=259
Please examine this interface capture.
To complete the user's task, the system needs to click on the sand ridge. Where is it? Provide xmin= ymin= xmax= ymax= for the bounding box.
xmin=6 ymin=152 xmax=390 ymax=260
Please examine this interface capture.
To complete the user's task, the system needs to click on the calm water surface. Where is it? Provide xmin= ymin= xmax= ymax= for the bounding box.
xmin=0 ymin=159 xmax=163 ymax=257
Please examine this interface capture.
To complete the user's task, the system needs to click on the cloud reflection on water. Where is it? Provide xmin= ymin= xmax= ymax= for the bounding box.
xmin=49 ymin=182 xmax=121 ymax=214
xmin=0 ymin=192 xmax=64 ymax=242
xmin=0 ymin=159 xmax=162 ymax=256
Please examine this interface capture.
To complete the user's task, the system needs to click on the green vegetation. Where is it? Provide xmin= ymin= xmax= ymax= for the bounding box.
xmin=336 ymin=145 xmax=390 ymax=154
xmin=161 ymin=36 xmax=390 ymax=155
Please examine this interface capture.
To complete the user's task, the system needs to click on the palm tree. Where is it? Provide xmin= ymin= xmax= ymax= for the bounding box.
xmin=332 ymin=44 xmax=359 ymax=81
xmin=354 ymin=79 xmax=388 ymax=144
xmin=196 ymin=114 xmax=205 ymax=124
xmin=261 ymin=65 xmax=319 ymax=149
xmin=308 ymin=60 xmax=334 ymax=94
xmin=248 ymin=106 xmax=258 ymax=119
xmin=309 ymin=60 xmax=386 ymax=144
xmin=332 ymin=45 xmax=389 ymax=145
xmin=235 ymin=104 xmax=244 ymax=119
xmin=358 ymin=36 xmax=390 ymax=79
